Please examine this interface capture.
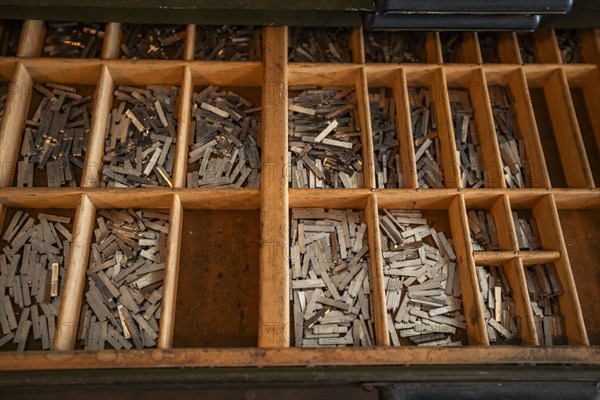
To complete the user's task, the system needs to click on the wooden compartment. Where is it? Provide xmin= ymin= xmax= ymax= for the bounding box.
xmin=363 ymin=31 xmax=441 ymax=64
xmin=525 ymin=66 xmax=593 ymax=188
xmin=564 ymin=66 xmax=600 ymax=187
xmin=477 ymin=32 xmax=520 ymax=64
xmin=288 ymin=27 xmax=363 ymax=64
xmin=440 ymin=32 xmax=481 ymax=64
xmin=444 ymin=66 xmax=504 ymax=188
xmin=0 ymin=25 xmax=598 ymax=371
xmin=173 ymin=192 xmax=261 ymax=348
xmin=0 ymin=205 xmax=76 ymax=351
xmin=0 ymin=62 xmax=104 ymax=188
xmin=558 ymin=209 xmax=600 ymax=345
xmin=402 ymin=66 xmax=460 ymax=188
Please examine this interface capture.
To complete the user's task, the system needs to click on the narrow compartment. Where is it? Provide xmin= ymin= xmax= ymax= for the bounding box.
xmin=440 ymin=32 xmax=481 ymax=64
xmin=445 ymin=67 xmax=504 ymax=188
xmin=367 ymin=78 xmax=410 ymax=188
xmin=173 ymin=209 xmax=260 ymax=348
xmin=475 ymin=261 xmax=537 ymax=345
xmin=120 ymin=24 xmax=187 ymax=60
xmin=523 ymin=262 xmax=568 ymax=345
xmin=195 ymin=25 xmax=262 ymax=61
xmin=526 ymin=68 xmax=592 ymax=188
xmin=288 ymin=27 xmax=355 ymax=63
xmin=0 ymin=19 xmax=22 ymax=56
xmin=41 ymin=21 xmax=105 ymax=58
xmin=289 ymin=207 xmax=375 ymax=347
xmin=483 ymin=66 xmax=552 ymax=188
xmin=558 ymin=209 xmax=600 ymax=345
xmin=186 ymin=85 xmax=262 ymax=189
xmin=517 ymin=33 xmax=537 ymax=63
xmin=565 ymin=66 xmax=600 ymax=187
xmin=364 ymin=31 xmax=428 ymax=63
xmin=0 ymin=207 xmax=76 ymax=351
xmin=404 ymin=66 xmax=460 ymax=188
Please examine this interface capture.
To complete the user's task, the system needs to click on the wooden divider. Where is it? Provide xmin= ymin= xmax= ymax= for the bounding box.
xmin=259 ymin=27 xmax=289 ymax=347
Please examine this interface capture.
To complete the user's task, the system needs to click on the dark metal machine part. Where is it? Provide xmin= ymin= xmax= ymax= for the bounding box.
xmin=0 ymin=365 xmax=598 ymax=399
xmin=0 ymin=0 xmax=598 ymax=28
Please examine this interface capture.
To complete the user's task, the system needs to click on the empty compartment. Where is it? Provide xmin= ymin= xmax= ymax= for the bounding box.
xmin=120 ymin=24 xmax=187 ymax=60
xmin=195 ymin=25 xmax=262 ymax=61
xmin=446 ymin=67 xmax=504 ymax=188
xmin=0 ymin=20 xmax=22 ymax=56
xmin=404 ymin=66 xmax=459 ymax=188
xmin=173 ymin=208 xmax=260 ymax=348
xmin=76 ymin=208 xmax=171 ymax=350
xmin=289 ymin=207 xmax=375 ymax=347
xmin=440 ymin=32 xmax=481 ymax=64
xmin=0 ymin=207 xmax=76 ymax=351
xmin=558 ymin=209 xmax=600 ymax=345
xmin=565 ymin=68 xmax=600 ymax=186
xmin=475 ymin=262 xmax=536 ymax=345
xmin=186 ymin=85 xmax=262 ymax=189
xmin=527 ymin=68 xmax=592 ymax=188
xmin=517 ymin=33 xmax=537 ymax=63
xmin=364 ymin=31 xmax=429 ymax=63
xmin=42 ymin=21 xmax=105 ymax=58
xmin=288 ymin=27 xmax=356 ymax=63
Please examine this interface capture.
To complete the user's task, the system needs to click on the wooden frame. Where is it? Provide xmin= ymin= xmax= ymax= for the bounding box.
xmin=0 ymin=23 xmax=599 ymax=371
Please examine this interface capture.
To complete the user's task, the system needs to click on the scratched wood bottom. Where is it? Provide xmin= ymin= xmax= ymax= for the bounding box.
xmin=0 ymin=23 xmax=599 ymax=370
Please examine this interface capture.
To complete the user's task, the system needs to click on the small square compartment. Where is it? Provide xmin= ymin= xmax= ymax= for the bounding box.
xmin=364 ymin=31 xmax=428 ymax=63
xmin=42 ymin=21 xmax=105 ymax=58
xmin=195 ymin=26 xmax=262 ymax=61
xmin=120 ymin=24 xmax=187 ymax=60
